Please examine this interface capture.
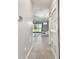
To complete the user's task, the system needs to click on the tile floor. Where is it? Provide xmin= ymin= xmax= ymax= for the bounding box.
xmin=27 ymin=33 xmax=55 ymax=59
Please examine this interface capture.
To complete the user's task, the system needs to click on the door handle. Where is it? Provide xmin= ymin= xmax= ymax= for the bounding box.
xmin=18 ymin=16 xmax=23 ymax=22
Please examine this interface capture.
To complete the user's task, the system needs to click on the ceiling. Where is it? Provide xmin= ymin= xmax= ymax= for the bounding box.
xmin=31 ymin=0 xmax=53 ymax=20
xmin=31 ymin=0 xmax=52 ymax=8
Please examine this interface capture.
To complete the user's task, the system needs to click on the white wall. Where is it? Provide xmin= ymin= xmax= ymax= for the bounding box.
xmin=48 ymin=0 xmax=59 ymax=59
xmin=18 ymin=0 xmax=33 ymax=59
xmin=18 ymin=0 xmax=33 ymax=18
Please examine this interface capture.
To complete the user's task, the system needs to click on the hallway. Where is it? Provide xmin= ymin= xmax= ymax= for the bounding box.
xmin=27 ymin=33 xmax=55 ymax=59
xmin=18 ymin=0 xmax=59 ymax=59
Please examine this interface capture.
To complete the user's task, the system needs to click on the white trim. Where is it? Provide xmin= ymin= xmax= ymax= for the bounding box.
xmin=51 ymin=48 xmax=58 ymax=59
xmin=25 ymin=45 xmax=33 ymax=59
